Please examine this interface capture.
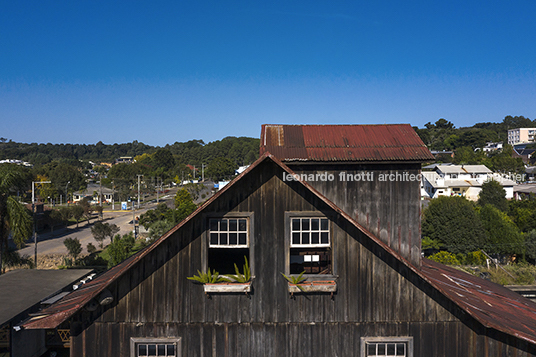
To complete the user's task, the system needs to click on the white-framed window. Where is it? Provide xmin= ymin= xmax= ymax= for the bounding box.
xmin=209 ymin=218 xmax=248 ymax=247
xmin=290 ymin=217 xmax=330 ymax=247
xmin=360 ymin=337 xmax=413 ymax=357
xmin=130 ymin=337 xmax=180 ymax=357
xmin=285 ymin=212 xmax=333 ymax=275
xmin=204 ymin=213 xmax=253 ymax=275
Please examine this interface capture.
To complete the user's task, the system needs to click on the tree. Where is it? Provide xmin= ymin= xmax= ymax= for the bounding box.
xmin=147 ymin=220 xmax=174 ymax=243
xmin=479 ymin=204 xmax=524 ymax=255
xmin=205 ymin=157 xmax=237 ymax=181
xmin=0 ymin=164 xmax=33 ymax=274
xmin=107 ymin=232 xmax=135 ymax=267
xmin=78 ymin=198 xmax=93 ymax=225
xmin=64 ymin=237 xmax=82 ymax=260
xmin=477 ymin=180 xmax=508 ymax=211
xmin=90 ymin=222 xmax=120 ymax=248
xmin=174 ymin=188 xmax=197 ymax=222
xmin=422 ymin=196 xmax=487 ymax=254
xmin=70 ymin=205 xmax=84 ymax=228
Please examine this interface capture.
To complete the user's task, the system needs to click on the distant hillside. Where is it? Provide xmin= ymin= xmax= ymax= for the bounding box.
xmin=0 ymin=136 xmax=260 ymax=167
xmin=413 ymin=115 xmax=534 ymax=151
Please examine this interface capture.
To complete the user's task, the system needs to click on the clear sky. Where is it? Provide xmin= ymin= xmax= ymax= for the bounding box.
xmin=1 ymin=1 xmax=535 ymax=146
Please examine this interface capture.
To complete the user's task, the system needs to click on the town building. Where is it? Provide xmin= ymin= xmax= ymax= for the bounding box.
xmin=422 ymin=164 xmax=517 ymax=200
xmin=508 ymin=128 xmax=536 ymax=146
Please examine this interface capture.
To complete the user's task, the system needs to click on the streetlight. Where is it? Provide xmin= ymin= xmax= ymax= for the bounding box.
xmin=32 ymin=180 xmax=51 ymax=268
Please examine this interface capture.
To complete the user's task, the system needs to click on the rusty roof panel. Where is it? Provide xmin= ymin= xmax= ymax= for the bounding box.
xmin=421 ymin=259 xmax=536 ymax=344
xmin=260 ymin=124 xmax=434 ymax=162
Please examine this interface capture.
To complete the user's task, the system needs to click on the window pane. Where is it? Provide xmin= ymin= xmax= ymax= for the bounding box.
xmin=167 ymin=344 xmax=175 ymax=355
xmin=302 ymin=219 xmax=310 ymax=230
xmin=321 ymin=218 xmax=328 ymax=230
xmin=157 ymin=344 xmax=166 ymax=355
xmin=229 ymin=219 xmax=237 ymax=231
xmin=239 ymin=233 xmax=247 ymax=245
xmin=239 ymin=219 xmax=247 ymax=231
xmin=302 ymin=232 xmax=310 ymax=244
xmin=210 ymin=233 xmax=218 ymax=245
xmin=220 ymin=233 xmax=228 ymax=245
xmin=229 ymin=233 xmax=238 ymax=245
xmin=378 ymin=344 xmax=385 ymax=354
xmin=396 ymin=343 xmax=405 ymax=355
xmin=139 ymin=344 xmax=147 ymax=356
xmin=220 ymin=220 xmax=228 ymax=231
xmin=292 ymin=232 xmax=300 ymax=245
xmin=311 ymin=218 xmax=319 ymax=230
xmin=148 ymin=344 xmax=157 ymax=356
xmin=292 ymin=218 xmax=300 ymax=231
xmin=210 ymin=219 xmax=218 ymax=231
xmin=321 ymin=232 xmax=329 ymax=244
xmin=367 ymin=344 xmax=376 ymax=356
xmin=311 ymin=232 xmax=319 ymax=244
xmin=387 ymin=343 xmax=396 ymax=355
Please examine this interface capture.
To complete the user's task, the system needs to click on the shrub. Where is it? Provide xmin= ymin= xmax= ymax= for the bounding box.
xmin=86 ymin=243 xmax=97 ymax=254
xmin=427 ymin=251 xmax=461 ymax=265
xmin=64 ymin=237 xmax=82 ymax=260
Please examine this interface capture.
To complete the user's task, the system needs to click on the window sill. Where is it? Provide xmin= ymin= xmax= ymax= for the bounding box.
xmin=204 ymin=282 xmax=252 ymax=294
xmin=287 ymin=280 xmax=337 ymax=294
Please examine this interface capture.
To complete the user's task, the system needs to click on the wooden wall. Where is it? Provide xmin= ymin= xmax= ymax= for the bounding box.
xmin=69 ymin=159 xmax=536 ymax=356
xmin=288 ymin=163 xmax=422 ymax=267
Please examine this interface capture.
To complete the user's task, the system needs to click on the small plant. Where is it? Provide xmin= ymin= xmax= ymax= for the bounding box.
xmin=281 ymin=271 xmax=307 ymax=291
xmin=86 ymin=243 xmax=97 ymax=254
xmin=226 ymin=256 xmax=251 ymax=283
xmin=187 ymin=268 xmax=230 ymax=284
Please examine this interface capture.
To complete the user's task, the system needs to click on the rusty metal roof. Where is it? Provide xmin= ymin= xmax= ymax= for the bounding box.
xmin=22 ymin=153 xmax=536 ymax=345
xmin=420 ymin=259 xmax=536 ymax=345
xmin=260 ymin=124 xmax=434 ymax=162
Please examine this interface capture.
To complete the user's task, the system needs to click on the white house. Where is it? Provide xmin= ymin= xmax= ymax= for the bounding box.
xmin=422 ymin=164 xmax=517 ymax=200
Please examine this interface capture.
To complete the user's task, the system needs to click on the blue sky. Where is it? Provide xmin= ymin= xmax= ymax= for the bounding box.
xmin=1 ymin=1 xmax=535 ymax=146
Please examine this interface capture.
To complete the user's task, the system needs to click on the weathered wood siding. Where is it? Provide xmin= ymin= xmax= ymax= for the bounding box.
xmin=70 ymin=160 xmax=536 ymax=356
xmin=287 ymin=163 xmax=422 ymax=267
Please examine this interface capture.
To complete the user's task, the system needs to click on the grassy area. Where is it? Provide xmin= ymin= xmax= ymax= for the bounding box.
xmin=460 ymin=263 xmax=536 ymax=285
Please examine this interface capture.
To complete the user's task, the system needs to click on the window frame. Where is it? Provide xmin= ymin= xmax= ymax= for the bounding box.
xmin=284 ymin=211 xmax=335 ymax=280
xmin=202 ymin=212 xmax=255 ymax=277
xmin=130 ymin=337 xmax=181 ymax=357
xmin=360 ymin=337 xmax=413 ymax=357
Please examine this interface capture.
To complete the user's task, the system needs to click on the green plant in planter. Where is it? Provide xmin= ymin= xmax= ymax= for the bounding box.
xmin=281 ymin=270 xmax=307 ymax=291
xmin=187 ymin=268 xmax=230 ymax=284
xmin=226 ymin=256 xmax=251 ymax=283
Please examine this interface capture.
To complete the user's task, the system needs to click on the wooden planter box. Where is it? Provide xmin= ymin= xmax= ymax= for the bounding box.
xmin=288 ymin=280 xmax=337 ymax=294
xmin=204 ymin=282 xmax=252 ymax=293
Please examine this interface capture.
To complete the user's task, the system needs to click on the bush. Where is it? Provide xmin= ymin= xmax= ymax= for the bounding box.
xmin=463 ymin=251 xmax=487 ymax=265
xmin=64 ymin=237 xmax=82 ymax=260
xmin=427 ymin=251 xmax=461 ymax=265
xmin=86 ymin=243 xmax=97 ymax=254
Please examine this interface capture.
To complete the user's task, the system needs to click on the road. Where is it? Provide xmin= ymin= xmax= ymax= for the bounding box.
xmin=18 ymin=205 xmax=154 ymax=257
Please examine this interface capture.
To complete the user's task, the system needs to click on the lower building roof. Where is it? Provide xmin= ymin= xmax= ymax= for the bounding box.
xmin=0 ymin=269 xmax=93 ymax=327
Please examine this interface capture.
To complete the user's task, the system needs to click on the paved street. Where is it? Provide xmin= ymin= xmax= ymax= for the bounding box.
xmin=17 ymin=205 xmax=154 ymax=257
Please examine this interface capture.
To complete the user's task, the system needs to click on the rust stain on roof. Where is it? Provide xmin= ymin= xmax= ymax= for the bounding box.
xmin=421 ymin=259 xmax=536 ymax=344
xmin=260 ymin=124 xmax=434 ymax=162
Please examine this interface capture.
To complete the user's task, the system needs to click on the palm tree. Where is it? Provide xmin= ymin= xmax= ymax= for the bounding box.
xmin=0 ymin=164 xmax=33 ymax=274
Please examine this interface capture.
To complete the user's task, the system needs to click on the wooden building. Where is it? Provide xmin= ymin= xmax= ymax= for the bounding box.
xmin=20 ymin=124 xmax=536 ymax=356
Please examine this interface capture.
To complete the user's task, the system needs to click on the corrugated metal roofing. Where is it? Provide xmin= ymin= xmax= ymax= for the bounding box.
xmin=22 ymin=153 xmax=536 ymax=346
xmin=421 ymin=259 xmax=536 ymax=345
xmin=260 ymin=124 xmax=434 ymax=162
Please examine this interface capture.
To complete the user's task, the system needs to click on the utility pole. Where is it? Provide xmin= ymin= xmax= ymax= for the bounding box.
xmin=156 ymin=177 xmax=161 ymax=204
xmin=65 ymin=181 xmax=70 ymax=206
xmin=202 ymin=163 xmax=206 ymax=182
xmin=32 ymin=181 xmax=51 ymax=268
xmin=137 ymin=174 xmax=143 ymax=209
xmin=111 ymin=181 xmax=115 ymax=211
